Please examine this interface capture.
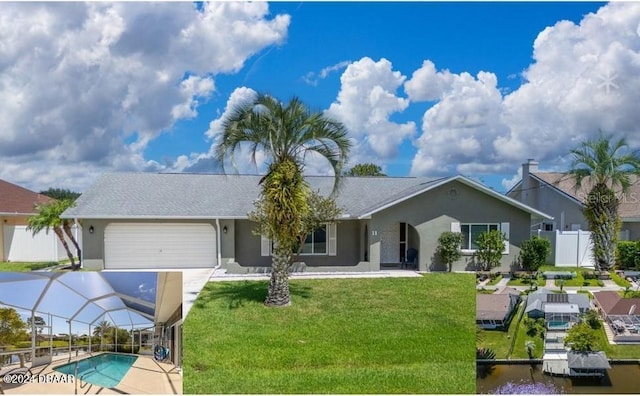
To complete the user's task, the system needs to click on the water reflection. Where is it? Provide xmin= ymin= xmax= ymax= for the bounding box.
xmin=477 ymin=363 xmax=640 ymax=394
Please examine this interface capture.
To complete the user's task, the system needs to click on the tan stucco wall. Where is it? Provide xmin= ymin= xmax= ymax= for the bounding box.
xmin=370 ymin=180 xmax=532 ymax=272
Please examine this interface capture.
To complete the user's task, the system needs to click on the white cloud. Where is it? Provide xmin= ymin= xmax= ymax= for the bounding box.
xmin=407 ymin=64 xmax=508 ymax=176
xmin=303 ymin=60 xmax=352 ymax=86
xmin=0 ymin=2 xmax=289 ymax=191
xmin=326 ymin=57 xmax=416 ymax=160
xmin=408 ymin=2 xmax=640 ymax=181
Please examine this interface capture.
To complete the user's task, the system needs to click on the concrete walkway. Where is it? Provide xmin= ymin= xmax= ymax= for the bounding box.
xmin=182 ymin=268 xmax=216 ymax=319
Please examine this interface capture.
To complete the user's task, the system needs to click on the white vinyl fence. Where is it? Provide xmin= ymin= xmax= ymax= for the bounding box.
xmin=3 ymin=224 xmax=81 ymax=262
xmin=535 ymin=230 xmax=595 ymax=268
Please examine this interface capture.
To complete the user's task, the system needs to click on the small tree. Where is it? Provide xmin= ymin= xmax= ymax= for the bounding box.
xmin=249 ymin=189 xmax=342 ymax=263
xmin=519 ymin=236 xmax=550 ymax=274
xmin=583 ymin=309 xmax=602 ymax=330
xmin=0 ymin=307 xmax=27 ymax=346
xmin=525 ymin=340 xmax=536 ymax=359
xmin=565 ymin=322 xmax=599 ymax=352
xmin=436 ymin=232 xmax=463 ymax=272
xmin=344 ymin=163 xmax=386 ymax=177
xmin=476 ymin=230 xmax=506 ymax=271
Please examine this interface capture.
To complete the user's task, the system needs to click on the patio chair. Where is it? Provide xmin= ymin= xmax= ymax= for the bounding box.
xmin=404 ymin=248 xmax=418 ymax=270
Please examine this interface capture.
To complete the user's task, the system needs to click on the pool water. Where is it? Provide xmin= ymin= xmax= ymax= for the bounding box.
xmin=54 ymin=353 xmax=138 ymax=388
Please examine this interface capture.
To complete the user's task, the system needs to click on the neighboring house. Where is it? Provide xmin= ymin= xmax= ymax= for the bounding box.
xmin=525 ymin=289 xmax=590 ymax=329
xmin=0 ymin=179 xmax=68 ymax=262
xmin=508 ymin=159 xmax=640 ymax=238
xmin=592 ymin=290 xmax=640 ymax=342
xmin=476 ymin=286 xmax=521 ymax=329
xmin=62 ymin=172 xmax=552 ymax=272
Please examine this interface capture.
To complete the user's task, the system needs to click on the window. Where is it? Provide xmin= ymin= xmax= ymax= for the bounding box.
xmin=301 ymin=225 xmax=327 ymax=254
xmin=261 ymin=223 xmax=337 ymax=257
xmin=460 ymin=224 xmax=499 ymax=250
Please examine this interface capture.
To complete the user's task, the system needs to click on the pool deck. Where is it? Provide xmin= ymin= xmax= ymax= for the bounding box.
xmin=0 ymin=353 xmax=181 ymax=394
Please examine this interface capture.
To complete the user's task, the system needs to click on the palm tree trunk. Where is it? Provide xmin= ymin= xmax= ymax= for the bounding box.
xmin=62 ymin=222 xmax=81 ymax=269
xmin=585 ymin=184 xmax=619 ymax=272
xmin=265 ymin=247 xmax=292 ymax=307
xmin=53 ymin=226 xmax=76 ymax=268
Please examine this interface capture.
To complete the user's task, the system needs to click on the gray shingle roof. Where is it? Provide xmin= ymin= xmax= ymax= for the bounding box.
xmin=62 ymin=173 xmax=441 ymax=219
xmin=62 ymin=172 xmax=553 ymax=220
xmin=567 ymin=351 xmax=611 ymax=370
xmin=525 ymin=291 xmax=590 ymax=313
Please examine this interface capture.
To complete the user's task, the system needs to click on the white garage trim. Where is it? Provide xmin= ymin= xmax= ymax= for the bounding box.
xmin=104 ymin=223 xmax=216 ymax=269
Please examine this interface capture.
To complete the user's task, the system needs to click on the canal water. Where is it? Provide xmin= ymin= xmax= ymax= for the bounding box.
xmin=477 ymin=363 xmax=640 ymax=394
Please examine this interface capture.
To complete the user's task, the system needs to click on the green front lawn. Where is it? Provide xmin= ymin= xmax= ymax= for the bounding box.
xmin=0 ymin=261 xmax=59 ymax=271
xmin=554 ymin=271 xmax=603 ymax=287
xmin=184 ymin=274 xmax=475 ymax=394
xmin=507 ymin=276 xmax=545 ymax=287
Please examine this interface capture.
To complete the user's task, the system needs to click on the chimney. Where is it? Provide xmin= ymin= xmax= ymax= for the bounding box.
xmin=520 ymin=159 xmax=538 ymax=203
xmin=523 ymin=159 xmax=538 ymax=176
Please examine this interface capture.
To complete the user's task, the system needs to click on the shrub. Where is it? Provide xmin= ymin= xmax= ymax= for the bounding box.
xmin=117 ymin=345 xmax=140 ymax=354
xmin=519 ymin=236 xmax=550 ymax=273
xmin=436 ymin=232 xmax=463 ymax=272
xmin=476 ymin=230 xmax=506 ymax=271
xmin=616 ymin=240 xmax=640 ymax=270
xmin=610 ymin=271 xmax=631 ymax=287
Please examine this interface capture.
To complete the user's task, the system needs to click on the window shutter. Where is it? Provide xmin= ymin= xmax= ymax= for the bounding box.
xmin=500 ymin=222 xmax=510 ymax=254
xmin=451 ymin=222 xmax=461 ymax=233
xmin=260 ymin=235 xmax=271 ymax=257
xmin=328 ymin=223 xmax=337 ymax=256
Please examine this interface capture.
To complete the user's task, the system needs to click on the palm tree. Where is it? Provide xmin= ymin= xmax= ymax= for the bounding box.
xmin=27 ymin=201 xmax=78 ymax=270
xmin=215 ymin=94 xmax=351 ymax=306
xmin=569 ymin=135 xmax=640 ymax=272
xmin=92 ymin=320 xmax=112 ymax=351
xmin=525 ymin=340 xmax=536 ymax=359
xmin=56 ymin=200 xmax=81 ymax=267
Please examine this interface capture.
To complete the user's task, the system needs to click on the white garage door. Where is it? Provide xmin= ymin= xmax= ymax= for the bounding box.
xmin=104 ymin=223 xmax=216 ymax=269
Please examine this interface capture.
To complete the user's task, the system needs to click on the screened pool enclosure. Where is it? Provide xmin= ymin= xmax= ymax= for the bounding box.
xmin=0 ymin=272 xmax=182 ymax=370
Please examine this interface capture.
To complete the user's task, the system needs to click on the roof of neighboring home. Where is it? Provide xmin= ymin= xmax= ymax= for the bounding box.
xmin=476 ymin=294 xmax=515 ymax=321
xmin=62 ymin=173 xmax=553 ymax=220
xmin=544 ymin=303 xmax=580 ymax=314
xmin=530 ymin=172 xmax=640 ymax=219
xmin=0 ymin=179 xmax=52 ymax=215
xmin=593 ymin=290 xmax=640 ymax=316
xmin=567 ymin=351 xmax=611 ymax=370
xmin=496 ymin=286 xmax=521 ymax=297
xmin=525 ymin=291 xmax=590 ymax=313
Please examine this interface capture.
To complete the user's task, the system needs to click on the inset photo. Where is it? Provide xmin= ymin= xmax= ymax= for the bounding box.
xmin=0 ymin=272 xmax=182 ymax=394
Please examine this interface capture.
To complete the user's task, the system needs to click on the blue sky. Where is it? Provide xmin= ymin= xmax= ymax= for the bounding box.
xmin=3 ymin=1 xmax=640 ymax=193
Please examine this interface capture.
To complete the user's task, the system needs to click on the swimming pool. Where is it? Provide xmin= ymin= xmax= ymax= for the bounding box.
xmin=54 ymin=353 xmax=138 ymax=388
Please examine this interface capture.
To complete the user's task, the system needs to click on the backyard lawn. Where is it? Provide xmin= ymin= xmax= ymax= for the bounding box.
xmin=184 ymin=274 xmax=475 ymax=394
xmin=0 ymin=261 xmax=59 ymax=271
xmin=476 ymin=303 xmax=545 ymax=359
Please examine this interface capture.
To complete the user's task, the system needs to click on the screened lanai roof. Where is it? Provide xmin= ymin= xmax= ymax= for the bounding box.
xmin=0 ymin=272 xmax=157 ymax=328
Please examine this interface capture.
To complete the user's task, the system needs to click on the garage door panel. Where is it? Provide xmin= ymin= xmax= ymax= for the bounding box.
xmin=105 ymin=223 xmax=216 ymax=269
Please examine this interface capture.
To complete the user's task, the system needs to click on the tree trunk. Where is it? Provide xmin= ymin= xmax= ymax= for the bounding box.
xmin=53 ymin=226 xmax=76 ymax=268
xmin=62 ymin=222 xmax=81 ymax=269
xmin=585 ymin=184 xmax=619 ymax=272
xmin=264 ymin=247 xmax=292 ymax=307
